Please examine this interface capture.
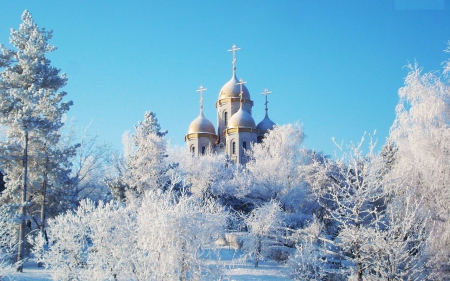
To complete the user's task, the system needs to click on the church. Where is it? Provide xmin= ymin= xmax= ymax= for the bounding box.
xmin=185 ymin=45 xmax=276 ymax=164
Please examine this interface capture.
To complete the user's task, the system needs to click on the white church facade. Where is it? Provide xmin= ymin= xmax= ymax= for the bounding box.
xmin=185 ymin=45 xmax=276 ymax=164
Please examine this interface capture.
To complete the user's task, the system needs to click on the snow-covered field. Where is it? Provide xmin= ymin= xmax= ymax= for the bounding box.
xmin=2 ymin=248 xmax=293 ymax=281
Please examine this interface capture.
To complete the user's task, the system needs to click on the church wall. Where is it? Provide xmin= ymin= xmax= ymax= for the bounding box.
xmin=186 ymin=137 xmax=215 ymax=156
xmin=217 ymin=100 xmax=253 ymax=145
xmin=226 ymin=131 xmax=257 ymax=164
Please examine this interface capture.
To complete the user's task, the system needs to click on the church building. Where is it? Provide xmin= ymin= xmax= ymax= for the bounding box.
xmin=185 ymin=45 xmax=276 ymax=164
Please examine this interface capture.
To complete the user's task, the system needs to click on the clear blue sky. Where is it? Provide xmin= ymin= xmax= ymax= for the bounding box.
xmin=1 ymin=1 xmax=449 ymax=156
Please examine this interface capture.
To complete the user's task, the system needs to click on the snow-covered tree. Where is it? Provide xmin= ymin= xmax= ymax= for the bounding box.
xmin=0 ymin=204 xmax=21 ymax=276
xmin=245 ymin=123 xmax=306 ymax=204
xmin=107 ymin=111 xmax=174 ymax=199
xmin=308 ymin=137 xmax=387 ymax=280
xmin=288 ymin=217 xmax=327 ymax=281
xmin=234 ymin=123 xmax=319 ymax=228
xmin=0 ymin=10 xmax=74 ymax=269
xmin=168 ymin=146 xmax=231 ymax=201
xmin=444 ymin=42 xmax=450 ymax=75
xmin=242 ymin=200 xmax=284 ymax=268
xmin=308 ymin=136 xmax=431 ymax=280
xmin=388 ymin=60 xmax=450 ymax=278
xmin=38 ymin=189 xmax=228 ymax=281
xmin=68 ymin=125 xmax=112 ymax=202
xmin=369 ymin=193 xmax=430 ymax=280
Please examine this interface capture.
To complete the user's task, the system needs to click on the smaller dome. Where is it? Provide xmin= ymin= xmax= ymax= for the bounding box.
xmin=228 ymin=107 xmax=256 ymax=129
xmin=187 ymin=113 xmax=216 ymax=134
xmin=219 ymin=74 xmax=250 ymax=99
xmin=256 ymin=114 xmax=276 ymax=135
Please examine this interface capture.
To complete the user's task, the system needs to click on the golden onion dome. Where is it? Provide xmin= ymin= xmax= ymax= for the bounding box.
xmin=187 ymin=113 xmax=216 ymax=134
xmin=228 ymin=107 xmax=256 ymax=129
xmin=218 ymin=73 xmax=250 ymax=99
xmin=256 ymin=113 xmax=276 ymax=135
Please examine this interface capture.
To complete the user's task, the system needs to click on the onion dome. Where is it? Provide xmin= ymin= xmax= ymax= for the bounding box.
xmin=228 ymin=107 xmax=256 ymax=129
xmin=187 ymin=113 xmax=216 ymax=134
xmin=256 ymin=113 xmax=276 ymax=135
xmin=219 ymin=74 xmax=250 ymax=99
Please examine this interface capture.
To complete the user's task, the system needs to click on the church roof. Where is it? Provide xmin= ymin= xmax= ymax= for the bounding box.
xmin=187 ymin=113 xmax=216 ymax=134
xmin=228 ymin=107 xmax=256 ymax=129
xmin=219 ymin=73 xmax=250 ymax=100
xmin=256 ymin=113 xmax=276 ymax=135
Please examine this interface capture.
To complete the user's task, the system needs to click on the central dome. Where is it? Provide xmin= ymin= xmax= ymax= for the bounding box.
xmin=187 ymin=113 xmax=216 ymax=134
xmin=228 ymin=107 xmax=256 ymax=129
xmin=218 ymin=74 xmax=250 ymax=99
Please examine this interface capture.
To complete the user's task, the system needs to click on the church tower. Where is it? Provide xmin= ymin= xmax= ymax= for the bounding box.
xmin=185 ymin=86 xmax=218 ymax=156
xmin=215 ymin=45 xmax=253 ymax=147
xmin=225 ymin=79 xmax=258 ymax=164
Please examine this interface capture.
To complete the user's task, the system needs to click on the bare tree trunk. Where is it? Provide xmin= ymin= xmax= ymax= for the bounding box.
xmin=180 ymin=241 xmax=187 ymax=281
xmin=17 ymin=128 xmax=28 ymax=272
xmin=355 ymin=222 xmax=362 ymax=281
xmin=255 ymin=236 xmax=262 ymax=268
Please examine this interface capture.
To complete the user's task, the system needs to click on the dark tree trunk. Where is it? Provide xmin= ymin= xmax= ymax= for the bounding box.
xmin=17 ymin=129 xmax=28 ymax=272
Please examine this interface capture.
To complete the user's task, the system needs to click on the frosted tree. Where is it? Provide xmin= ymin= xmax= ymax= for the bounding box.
xmin=104 ymin=150 xmax=127 ymax=201
xmin=388 ymin=59 xmax=450 ymax=278
xmin=0 ymin=204 xmax=21 ymax=276
xmin=288 ymin=217 xmax=327 ymax=280
xmin=368 ymin=193 xmax=430 ymax=280
xmin=308 ymin=136 xmax=388 ymax=280
xmin=168 ymin=146 xmax=232 ymax=201
xmin=108 ymin=111 xmax=173 ymax=198
xmin=308 ymin=136 xmax=431 ymax=280
xmin=245 ymin=123 xmax=306 ymax=203
xmin=0 ymin=10 xmax=74 ymax=270
xmin=67 ymin=125 xmax=112 ymax=202
xmin=444 ymin=42 xmax=450 ymax=75
xmin=242 ymin=200 xmax=283 ymax=268
xmin=37 ymin=190 xmax=228 ymax=281
xmin=243 ymin=123 xmax=318 ymax=228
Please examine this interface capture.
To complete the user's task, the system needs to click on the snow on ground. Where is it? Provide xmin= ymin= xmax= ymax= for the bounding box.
xmin=3 ymin=248 xmax=294 ymax=281
xmin=204 ymin=248 xmax=293 ymax=281
xmin=1 ymin=260 xmax=51 ymax=281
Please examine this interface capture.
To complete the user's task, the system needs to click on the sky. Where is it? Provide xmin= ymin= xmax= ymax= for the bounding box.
xmin=1 ymin=0 xmax=449 ymax=156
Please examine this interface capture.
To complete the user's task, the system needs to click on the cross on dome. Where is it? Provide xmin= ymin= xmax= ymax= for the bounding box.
xmin=196 ymin=85 xmax=207 ymax=114
xmin=228 ymin=44 xmax=241 ymax=73
xmin=261 ymin=88 xmax=273 ymax=113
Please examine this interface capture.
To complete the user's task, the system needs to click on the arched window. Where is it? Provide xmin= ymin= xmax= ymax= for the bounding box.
xmin=224 ymin=112 xmax=228 ymax=127
xmin=243 ymin=141 xmax=247 ymax=150
xmin=191 ymin=146 xmax=195 ymax=155
xmin=202 ymin=146 xmax=206 ymax=155
xmin=232 ymin=141 xmax=236 ymax=155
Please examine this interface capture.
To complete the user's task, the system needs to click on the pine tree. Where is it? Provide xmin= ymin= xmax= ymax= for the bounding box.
xmin=0 ymin=10 xmax=74 ymax=270
xmin=107 ymin=111 xmax=173 ymax=199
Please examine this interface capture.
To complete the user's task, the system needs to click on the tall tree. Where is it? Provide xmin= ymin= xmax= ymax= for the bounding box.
xmin=107 ymin=111 xmax=173 ymax=199
xmin=0 ymin=10 xmax=73 ymax=270
xmin=308 ymin=137 xmax=430 ymax=280
xmin=389 ymin=60 xmax=450 ymax=278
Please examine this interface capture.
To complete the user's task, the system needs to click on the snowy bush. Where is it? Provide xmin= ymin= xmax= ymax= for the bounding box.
xmin=288 ymin=217 xmax=328 ymax=280
xmin=37 ymin=190 xmax=228 ymax=281
xmin=242 ymin=200 xmax=284 ymax=268
xmin=0 ymin=218 xmax=18 ymax=278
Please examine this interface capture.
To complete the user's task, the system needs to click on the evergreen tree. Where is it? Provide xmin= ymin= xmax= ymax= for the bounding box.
xmin=107 ymin=111 xmax=173 ymax=199
xmin=0 ymin=10 xmax=74 ymax=270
